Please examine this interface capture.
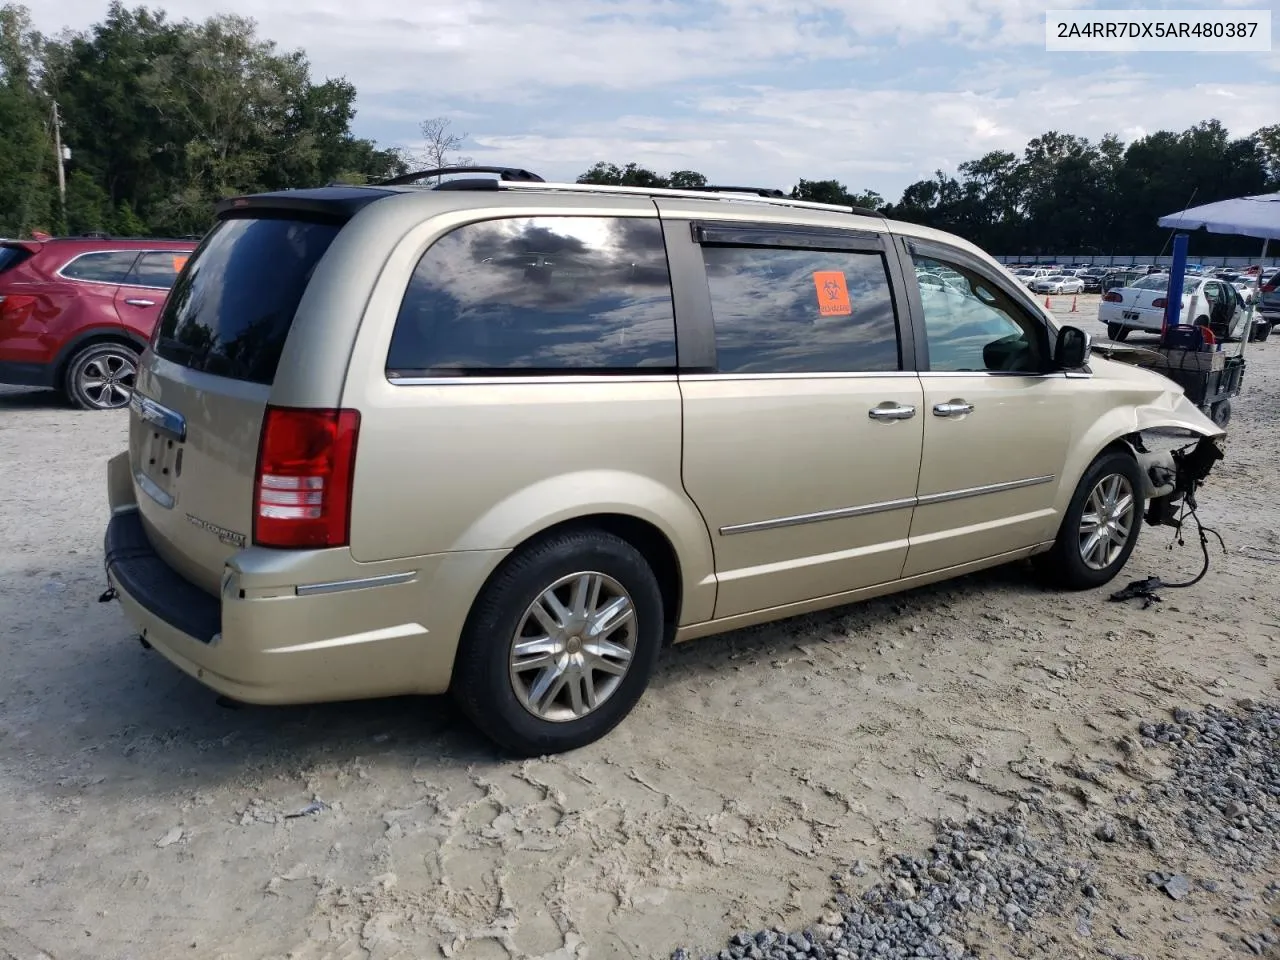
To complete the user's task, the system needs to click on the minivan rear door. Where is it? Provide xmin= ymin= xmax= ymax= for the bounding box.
xmin=128 ymin=193 xmax=384 ymax=594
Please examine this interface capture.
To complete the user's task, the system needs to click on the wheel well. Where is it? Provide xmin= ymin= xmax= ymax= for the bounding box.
xmin=55 ymin=332 xmax=146 ymax=386
xmin=1102 ymin=437 xmax=1139 ymax=461
xmin=522 ymin=514 xmax=683 ymax=639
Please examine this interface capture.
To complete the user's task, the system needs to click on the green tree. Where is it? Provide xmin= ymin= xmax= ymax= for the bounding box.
xmin=0 ymin=4 xmax=55 ymax=235
xmin=789 ymin=178 xmax=883 ymax=209
xmin=577 ymin=161 xmax=670 ymax=187
xmin=668 ymin=169 xmax=707 ymax=189
xmin=41 ymin=3 xmax=405 ymax=236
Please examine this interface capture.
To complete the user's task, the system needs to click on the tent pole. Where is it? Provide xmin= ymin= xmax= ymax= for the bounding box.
xmin=1238 ymin=237 xmax=1267 ymax=360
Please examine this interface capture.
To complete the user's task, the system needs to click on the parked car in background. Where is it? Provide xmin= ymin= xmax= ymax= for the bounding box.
xmin=1076 ymin=269 xmax=1105 ymax=293
xmin=1099 ymin=273 xmax=1265 ymax=342
xmin=1259 ymin=268 xmax=1279 ymax=321
xmin=0 ymin=236 xmax=197 ymax=408
xmin=100 ymin=172 xmax=1224 ymax=755
xmin=1013 ymin=267 xmax=1055 ymax=287
xmin=1232 ymin=279 xmax=1257 ymax=305
xmin=1101 ymin=269 xmax=1147 ymax=294
xmin=1030 ymin=274 xmax=1085 ymax=295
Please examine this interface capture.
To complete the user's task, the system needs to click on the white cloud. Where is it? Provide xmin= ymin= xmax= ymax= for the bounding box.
xmin=32 ymin=0 xmax=1279 ymax=198
xmin=467 ymin=73 xmax=1278 ymax=195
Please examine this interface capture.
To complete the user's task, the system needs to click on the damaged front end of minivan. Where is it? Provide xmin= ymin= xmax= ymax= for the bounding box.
xmin=1095 ymin=349 xmax=1228 ymax=533
xmin=1127 ymin=431 xmax=1225 ymax=530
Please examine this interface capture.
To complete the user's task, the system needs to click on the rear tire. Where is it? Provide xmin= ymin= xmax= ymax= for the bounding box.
xmin=64 ymin=342 xmax=139 ymax=411
xmin=451 ymin=528 xmax=664 ymax=756
xmin=1106 ymin=323 xmax=1129 ymax=342
xmin=1211 ymin=399 xmax=1232 ymax=427
xmin=1034 ymin=450 xmax=1144 ymax=591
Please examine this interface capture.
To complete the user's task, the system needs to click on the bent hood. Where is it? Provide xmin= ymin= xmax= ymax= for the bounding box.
xmin=1088 ymin=352 xmax=1227 ymax=439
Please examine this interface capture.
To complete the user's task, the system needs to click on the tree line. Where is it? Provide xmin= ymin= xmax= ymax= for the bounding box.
xmin=0 ymin=2 xmax=405 ymax=238
xmin=578 ymin=122 xmax=1280 ymax=257
xmin=3 ymin=2 xmax=1277 ymax=254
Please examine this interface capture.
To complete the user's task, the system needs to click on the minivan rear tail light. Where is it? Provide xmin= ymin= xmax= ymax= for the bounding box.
xmin=253 ymin=406 xmax=360 ymax=548
xmin=1103 ymin=291 xmax=1123 ymax=303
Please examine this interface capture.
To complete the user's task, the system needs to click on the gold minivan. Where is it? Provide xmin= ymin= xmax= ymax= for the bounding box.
xmin=103 ymin=168 xmax=1225 ymax=754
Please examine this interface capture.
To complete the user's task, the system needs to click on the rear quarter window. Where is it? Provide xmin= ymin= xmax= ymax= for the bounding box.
xmin=153 ymin=218 xmax=340 ymax=384
xmin=386 ymin=216 xmax=677 ymax=377
xmin=60 ymin=251 xmax=141 ymax=284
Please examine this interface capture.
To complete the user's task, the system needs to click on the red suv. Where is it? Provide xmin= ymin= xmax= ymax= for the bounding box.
xmin=0 ymin=236 xmax=198 ymax=409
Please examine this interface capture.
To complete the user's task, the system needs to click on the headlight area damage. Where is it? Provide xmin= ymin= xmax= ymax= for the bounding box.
xmin=1111 ymin=430 xmax=1226 ymax=608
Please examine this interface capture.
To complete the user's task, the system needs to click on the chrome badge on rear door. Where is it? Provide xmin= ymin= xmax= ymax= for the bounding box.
xmin=185 ymin=513 xmax=247 ymax=549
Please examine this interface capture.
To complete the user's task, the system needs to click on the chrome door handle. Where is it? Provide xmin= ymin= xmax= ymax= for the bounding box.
xmin=868 ymin=403 xmax=916 ymax=421
xmin=933 ymin=401 xmax=975 ymax=417
xmin=124 ymin=298 xmax=156 ymax=307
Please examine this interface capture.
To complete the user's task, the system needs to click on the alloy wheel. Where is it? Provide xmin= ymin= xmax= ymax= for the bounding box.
xmin=78 ymin=350 xmax=137 ymax=409
xmin=1078 ymin=473 xmax=1136 ymax=570
xmin=509 ymin=571 xmax=638 ymax=722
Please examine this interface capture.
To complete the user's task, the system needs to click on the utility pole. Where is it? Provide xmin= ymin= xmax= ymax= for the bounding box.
xmin=52 ymin=101 xmax=67 ymax=228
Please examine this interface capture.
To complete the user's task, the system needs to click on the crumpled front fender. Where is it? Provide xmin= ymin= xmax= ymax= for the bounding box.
xmin=1131 ymin=389 xmax=1225 ymax=439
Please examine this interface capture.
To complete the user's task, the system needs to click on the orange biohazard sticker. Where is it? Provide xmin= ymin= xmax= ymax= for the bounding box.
xmin=813 ymin=271 xmax=852 ymax=316
xmin=172 ymin=255 xmax=189 ymax=272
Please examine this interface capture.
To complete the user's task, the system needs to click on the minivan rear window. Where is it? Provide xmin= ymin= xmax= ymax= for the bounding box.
xmin=154 ymin=217 xmax=339 ymax=384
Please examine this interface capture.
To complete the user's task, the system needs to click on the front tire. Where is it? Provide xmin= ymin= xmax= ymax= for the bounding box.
xmin=64 ymin=342 xmax=139 ymax=410
xmin=1035 ymin=450 xmax=1144 ymax=590
xmin=451 ymin=528 xmax=664 ymax=756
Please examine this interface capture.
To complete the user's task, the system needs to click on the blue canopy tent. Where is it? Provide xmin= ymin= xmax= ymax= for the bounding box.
xmin=1141 ymin=192 xmax=1280 ymax=425
xmin=1157 ymin=191 xmax=1280 ymax=337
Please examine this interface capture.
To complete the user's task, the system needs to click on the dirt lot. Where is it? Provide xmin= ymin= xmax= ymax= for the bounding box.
xmin=2 ymin=297 xmax=1278 ymax=960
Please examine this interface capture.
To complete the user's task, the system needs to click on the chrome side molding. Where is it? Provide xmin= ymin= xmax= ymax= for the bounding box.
xmin=719 ymin=475 xmax=1056 ymax=536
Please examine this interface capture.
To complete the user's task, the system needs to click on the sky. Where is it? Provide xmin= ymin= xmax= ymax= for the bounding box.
xmin=36 ymin=0 xmax=1280 ymax=201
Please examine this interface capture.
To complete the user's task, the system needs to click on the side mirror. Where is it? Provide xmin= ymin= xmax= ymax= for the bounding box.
xmin=1055 ymin=325 xmax=1091 ymax=368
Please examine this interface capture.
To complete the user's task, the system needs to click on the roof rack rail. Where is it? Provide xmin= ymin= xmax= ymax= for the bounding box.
xmin=380 ymin=165 xmax=545 ymax=186
xmin=689 ymin=185 xmax=789 ymax=199
xmin=500 ymin=180 xmax=885 ymax=217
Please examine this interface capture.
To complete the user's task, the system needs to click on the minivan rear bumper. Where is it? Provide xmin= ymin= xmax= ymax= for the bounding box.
xmin=104 ymin=454 xmax=508 ymax=705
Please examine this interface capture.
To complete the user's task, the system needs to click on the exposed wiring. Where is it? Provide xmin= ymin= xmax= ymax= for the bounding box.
xmin=1109 ymin=439 xmax=1226 ymax=608
xmin=1158 ymin=495 xmax=1225 ymax=590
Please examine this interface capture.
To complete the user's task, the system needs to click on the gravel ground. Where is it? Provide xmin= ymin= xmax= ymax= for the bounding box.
xmin=2 ymin=297 xmax=1278 ymax=959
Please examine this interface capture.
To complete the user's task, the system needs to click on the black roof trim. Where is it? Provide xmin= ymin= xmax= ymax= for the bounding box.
xmin=432 ymin=177 xmax=501 ymax=191
xmin=380 ymin=166 xmax=546 ymax=186
xmin=215 ymin=186 xmax=396 ymax=221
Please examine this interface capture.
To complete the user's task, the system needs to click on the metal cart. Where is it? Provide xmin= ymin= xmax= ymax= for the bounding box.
xmin=1148 ymin=346 xmax=1245 ymax=426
